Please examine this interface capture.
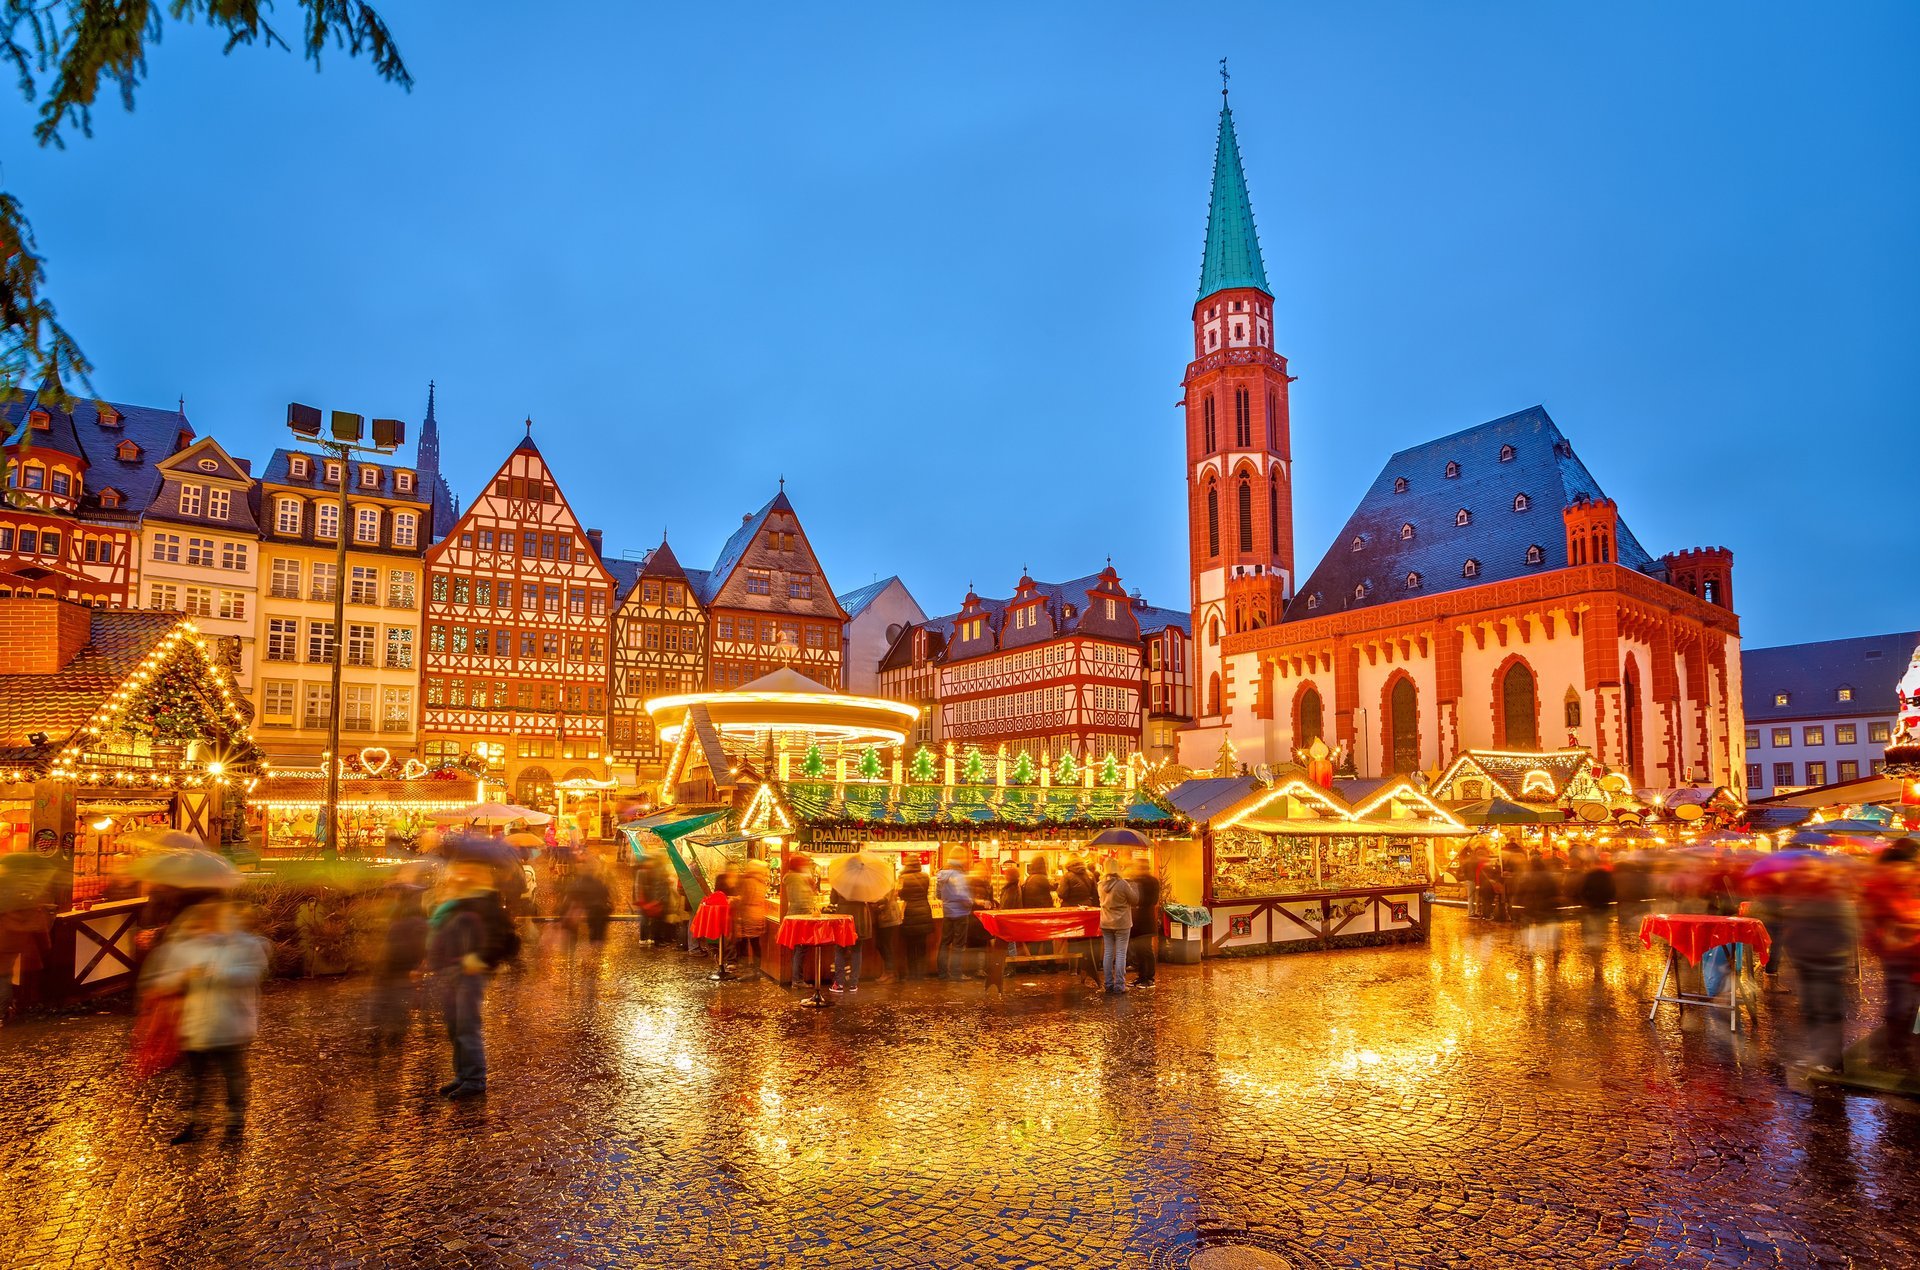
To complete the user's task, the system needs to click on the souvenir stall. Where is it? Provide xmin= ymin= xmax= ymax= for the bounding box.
xmin=1158 ymin=770 xmax=1470 ymax=956
xmin=251 ymin=761 xmax=487 ymax=857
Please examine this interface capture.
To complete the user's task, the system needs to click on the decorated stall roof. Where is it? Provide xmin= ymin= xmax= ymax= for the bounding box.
xmin=756 ymin=778 xmax=1177 ymax=833
xmin=259 ymin=776 xmax=485 ymax=807
xmin=1164 ymin=769 xmax=1471 ymax=838
xmin=1428 ymin=748 xmax=1612 ymax=806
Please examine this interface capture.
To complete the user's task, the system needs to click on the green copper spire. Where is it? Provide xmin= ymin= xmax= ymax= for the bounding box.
xmin=1197 ymin=98 xmax=1270 ymax=301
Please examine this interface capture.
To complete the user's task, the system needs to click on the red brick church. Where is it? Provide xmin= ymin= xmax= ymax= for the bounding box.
xmin=1178 ymin=92 xmax=1745 ymax=790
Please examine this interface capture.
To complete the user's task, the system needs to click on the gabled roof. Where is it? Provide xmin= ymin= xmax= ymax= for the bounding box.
xmin=739 ymin=667 xmax=836 ymax=694
xmin=1741 ymin=631 xmax=1919 ymax=723
xmin=699 ymin=491 xmax=789 ymax=605
xmin=0 ymin=609 xmax=186 ymax=762
xmin=604 ymin=559 xmax=642 ymax=605
xmin=928 ymin=569 xmax=1150 ymax=663
xmin=1197 ymin=99 xmax=1270 ymax=301
xmin=1285 ymin=406 xmax=1659 ymax=622
xmin=837 ymin=576 xmax=900 ymax=620
xmin=0 ymin=384 xmax=195 ymax=515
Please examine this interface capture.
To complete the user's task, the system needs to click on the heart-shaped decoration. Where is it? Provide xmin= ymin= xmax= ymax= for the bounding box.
xmin=400 ymin=758 xmax=429 ymax=780
xmin=358 ymin=747 xmax=392 ymax=777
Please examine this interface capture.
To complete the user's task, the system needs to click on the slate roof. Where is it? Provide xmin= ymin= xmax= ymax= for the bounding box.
xmin=696 ymin=492 xmax=790 ymax=605
xmin=836 ymin=576 xmax=899 ymax=620
xmin=0 ymin=384 xmax=196 ymax=515
xmin=258 ymin=448 xmax=430 ymax=503
xmin=1284 ymin=406 xmax=1659 ymax=622
xmin=1134 ymin=602 xmax=1191 ymax=637
xmin=1197 ymin=101 xmax=1270 ymax=300
xmin=1742 ymin=631 xmax=1919 ymax=723
xmin=604 ymin=558 xmax=642 ymax=605
xmin=0 ymin=609 xmax=183 ymax=765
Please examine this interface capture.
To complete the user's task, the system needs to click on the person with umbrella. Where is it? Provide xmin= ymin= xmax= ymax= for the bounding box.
xmin=139 ymin=891 xmax=269 ymax=1144
xmin=1096 ymin=856 xmax=1137 ymax=994
xmin=825 ymin=852 xmax=892 ymax=994
xmin=426 ymin=856 xmax=518 ymax=1099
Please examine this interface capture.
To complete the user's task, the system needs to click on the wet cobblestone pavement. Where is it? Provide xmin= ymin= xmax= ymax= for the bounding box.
xmin=4 ymin=907 xmax=1919 ymax=1269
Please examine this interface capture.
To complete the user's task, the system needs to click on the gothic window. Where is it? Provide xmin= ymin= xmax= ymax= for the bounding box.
xmin=1405 ymin=572 xmax=1421 ymax=590
xmin=1298 ymin=685 xmax=1324 ymax=745
xmin=1393 ymin=476 xmax=1408 ymax=494
xmin=1400 ymin=523 xmax=1415 ymax=540
xmin=1208 ymin=617 xmax=1221 ymax=647
xmin=1266 ymin=389 xmax=1278 ymax=446
xmin=1234 ymin=388 xmax=1251 ymax=447
xmin=1205 ymin=483 xmax=1220 ymax=558
xmin=1207 ymin=673 xmax=1221 ymax=716
xmin=1502 ymin=661 xmax=1538 ymax=748
xmin=1268 ymin=475 xmax=1279 ymax=553
xmin=1456 ymin=508 xmax=1471 ymax=527
xmin=1513 ymin=493 xmax=1531 ymax=512
xmin=1525 ymin=544 xmax=1544 ymax=565
xmin=1499 ymin=444 xmax=1516 ymax=462
xmin=1445 ymin=461 xmax=1460 ymax=479
xmin=1237 ymin=479 xmax=1254 ymax=552
xmin=1203 ymin=397 xmax=1216 ymax=452
xmin=1463 ymin=559 xmax=1480 ymax=578
xmin=1388 ymin=678 xmax=1419 ymax=775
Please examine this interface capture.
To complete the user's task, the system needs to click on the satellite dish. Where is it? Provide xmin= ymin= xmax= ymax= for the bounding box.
xmin=1253 ymin=762 xmax=1273 ymax=786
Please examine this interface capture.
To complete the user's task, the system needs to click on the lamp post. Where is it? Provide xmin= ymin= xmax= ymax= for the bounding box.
xmin=286 ymin=404 xmax=404 ymax=859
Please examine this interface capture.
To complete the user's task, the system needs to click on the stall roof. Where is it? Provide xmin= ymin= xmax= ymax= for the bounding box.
xmin=1162 ymin=776 xmax=1260 ymax=824
xmin=259 ymin=778 xmax=481 ymax=804
xmin=774 ymin=779 xmax=1175 ymax=830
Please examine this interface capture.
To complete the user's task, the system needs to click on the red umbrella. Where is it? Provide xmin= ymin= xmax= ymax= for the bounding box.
xmin=1742 ymin=849 xmax=1858 ymax=897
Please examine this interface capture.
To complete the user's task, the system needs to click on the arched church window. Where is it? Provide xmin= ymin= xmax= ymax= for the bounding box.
xmin=1268 ymin=475 xmax=1279 ymax=553
xmin=1205 ymin=483 xmax=1219 ymax=558
xmin=1202 ymin=397 xmax=1216 ymax=452
xmin=1238 ymin=479 xmax=1254 ymax=552
xmin=1502 ymin=662 xmax=1538 ymax=748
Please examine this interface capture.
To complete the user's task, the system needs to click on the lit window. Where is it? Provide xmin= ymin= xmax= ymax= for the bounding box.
xmin=1774 ymin=692 xmax=1789 ymax=707
xmin=1836 ymin=687 xmax=1852 ymax=702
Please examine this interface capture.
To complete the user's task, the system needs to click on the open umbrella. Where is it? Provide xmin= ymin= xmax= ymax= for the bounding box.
xmin=119 ymin=828 xmax=206 ymax=853
xmin=1743 ymin=848 xmax=1859 ymax=897
xmin=826 ymin=851 xmax=895 ymax=903
xmin=440 ymin=835 xmax=520 ymax=868
xmin=1454 ymin=798 xmax=1561 ymax=826
xmin=1087 ymin=827 xmax=1150 ymax=849
xmin=430 ymin=803 xmax=553 ymax=827
xmin=130 ymin=849 xmax=243 ymax=891
xmin=504 ymin=832 xmax=545 ymax=849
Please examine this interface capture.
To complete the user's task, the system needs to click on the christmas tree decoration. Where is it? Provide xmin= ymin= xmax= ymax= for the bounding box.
xmin=962 ymin=747 xmax=988 ymax=785
xmin=1098 ymin=752 xmax=1122 ymax=787
xmin=1011 ymin=751 xmax=1035 ymax=785
xmin=857 ymin=747 xmax=883 ymax=781
xmin=911 ymin=745 xmax=938 ymax=783
xmin=1056 ymin=750 xmax=1079 ymax=785
xmin=800 ymin=743 xmax=827 ymax=779
xmin=1214 ymin=735 xmax=1239 ymax=778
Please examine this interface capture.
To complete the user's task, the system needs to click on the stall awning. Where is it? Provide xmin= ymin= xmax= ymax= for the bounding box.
xmin=624 ymin=810 xmax=727 ymax=843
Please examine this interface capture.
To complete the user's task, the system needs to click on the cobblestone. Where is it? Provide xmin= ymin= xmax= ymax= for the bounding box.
xmin=3 ymin=908 xmax=1918 ymax=1268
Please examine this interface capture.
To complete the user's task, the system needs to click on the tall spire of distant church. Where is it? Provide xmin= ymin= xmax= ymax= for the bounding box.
xmin=1197 ymin=69 xmax=1270 ymax=302
xmin=417 ymin=380 xmax=456 ymax=540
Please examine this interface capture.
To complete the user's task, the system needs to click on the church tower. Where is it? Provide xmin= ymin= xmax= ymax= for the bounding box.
xmin=1186 ymin=85 xmax=1293 ymax=726
xmin=417 ymin=380 xmax=457 ymax=542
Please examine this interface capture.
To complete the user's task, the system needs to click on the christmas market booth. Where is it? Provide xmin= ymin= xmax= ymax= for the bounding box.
xmin=1157 ymin=768 xmax=1471 ymax=956
xmin=0 ymin=603 xmax=262 ymax=1003
xmin=250 ymin=751 xmax=488 ymax=857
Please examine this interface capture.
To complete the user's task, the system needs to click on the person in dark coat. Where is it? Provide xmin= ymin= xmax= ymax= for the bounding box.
xmin=1575 ymin=854 xmax=1616 ymax=958
xmin=897 ymin=862 xmax=934 ymax=980
xmin=1779 ymin=886 xmax=1862 ymax=1074
xmin=1126 ymin=858 xmax=1162 ymax=988
xmin=426 ymin=862 xmax=513 ymax=1099
xmin=370 ymin=867 xmax=430 ymax=1047
xmin=1057 ymin=859 xmax=1096 ymax=908
xmin=1019 ymin=858 xmax=1055 ymax=910
xmin=562 ymin=865 xmax=615 ymax=947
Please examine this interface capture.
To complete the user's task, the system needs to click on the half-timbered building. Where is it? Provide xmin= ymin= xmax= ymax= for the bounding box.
xmin=877 ymin=621 xmax=946 ymax=752
xmin=700 ymin=488 xmax=846 ymax=690
xmin=421 ymin=433 xmax=616 ymax=805
xmin=1138 ymin=604 xmax=1192 ymax=764
xmin=608 ymin=539 xmax=708 ymax=786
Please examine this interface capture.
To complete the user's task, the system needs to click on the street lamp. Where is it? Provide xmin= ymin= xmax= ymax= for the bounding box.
xmin=287 ymin=403 xmax=404 ymax=859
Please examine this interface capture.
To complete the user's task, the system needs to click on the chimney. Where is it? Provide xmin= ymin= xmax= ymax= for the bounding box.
xmin=0 ymin=598 xmax=94 ymax=675
xmin=586 ymin=528 xmax=604 ymax=557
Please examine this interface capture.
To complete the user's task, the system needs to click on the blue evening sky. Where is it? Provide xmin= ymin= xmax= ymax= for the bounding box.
xmin=10 ymin=3 xmax=1916 ymax=648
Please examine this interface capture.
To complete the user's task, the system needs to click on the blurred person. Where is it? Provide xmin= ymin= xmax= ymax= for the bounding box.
xmin=873 ymin=876 xmax=903 ymax=984
xmin=1127 ymin=856 xmax=1161 ymax=989
xmin=828 ymin=870 xmax=873 ymax=994
xmin=1058 ymin=857 xmax=1096 ymax=908
xmin=633 ymin=850 xmax=670 ymax=946
xmin=935 ymin=853 xmax=974 ymax=981
xmin=1514 ymin=856 xmax=1560 ymax=953
xmin=0 ymin=868 xmax=55 ymax=1026
xmin=426 ymin=861 xmax=517 ymax=1099
xmin=712 ymin=861 xmax=743 ymax=968
xmin=1019 ymin=857 xmax=1055 ymax=910
xmin=898 ymin=860 xmax=933 ymax=981
xmin=1861 ymin=840 xmax=1920 ymax=1067
xmin=781 ymin=854 xmax=820 ymax=986
xmin=1097 ymin=857 xmax=1136 ymax=994
xmin=562 ymin=863 xmax=615 ymax=950
xmin=732 ymin=859 xmax=771 ymax=972
xmin=1475 ymin=852 xmax=1509 ymax=922
xmin=1575 ymin=851 xmax=1617 ymax=958
xmin=966 ymin=862 xmax=997 ymax=978
xmin=371 ymin=864 xmax=431 ymax=1047
xmin=997 ymin=861 xmax=1023 ymax=909
xmin=140 ymin=898 xmax=269 ymax=1144
xmin=1777 ymin=879 xmax=1862 ymax=1076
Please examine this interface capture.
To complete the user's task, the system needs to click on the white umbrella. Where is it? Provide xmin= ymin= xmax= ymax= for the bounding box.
xmin=429 ymin=802 xmax=553 ymax=827
xmin=119 ymin=828 xmax=207 ymax=853
xmin=826 ymin=851 xmax=895 ymax=904
xmin=131 ymin=849 xmax=243 ymax=891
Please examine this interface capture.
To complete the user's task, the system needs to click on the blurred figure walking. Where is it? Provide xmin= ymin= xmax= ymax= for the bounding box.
xmin=1127 ymin=857 xmax=1161 ymax=989
xmin=898 ymin=860 xmax=933 ymax=981
xmin=1778 ymin=882 xmax=1862 ymax=1076
xmin=426 ymin=861 xmax=517 ymax=1099
xmin=1097 ymin=858 xmax=1136 ymax=994
xmin=371 ymin=864 xmax=431 ymax=1047
xmin=935 ymin=854 xmax=974 ymax=982
xmin=1862 ymin=840 xmax=1920 ymax=1068
xmin=562 ymin=864 xmax=615 ymax=951
xmin=1575 ymin=852 xmax=1616 ymax=959
xmin=140 ymin=898 xmax=269 ymax=1144
xmin=781 ymin=854 xmax=821 ymax=987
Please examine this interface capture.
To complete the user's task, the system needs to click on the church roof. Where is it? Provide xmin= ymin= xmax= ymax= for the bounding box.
xmin=1197 ymin=100 xmax=1270 ymax=301
xmin=1284 ymin=405 xmax=1659 ymax=622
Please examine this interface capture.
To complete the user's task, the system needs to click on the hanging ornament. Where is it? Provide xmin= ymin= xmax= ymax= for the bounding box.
xmin=358 ymin=747 xmax=392 ymax=777
xmin=400 ymin=758 xmax=429 ymax=780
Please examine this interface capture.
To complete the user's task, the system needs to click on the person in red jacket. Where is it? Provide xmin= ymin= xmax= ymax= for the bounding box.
xmin=1861 ymin=839 xmax=1920 ymax=1068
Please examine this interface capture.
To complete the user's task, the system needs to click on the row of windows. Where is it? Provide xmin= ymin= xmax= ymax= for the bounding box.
xmin=638 ymin=580 xmax=689 ymax=606
xmin=0 ymin=525 xmax=69 ymax=558
xmin=712 ymin=615 xmax=836 ymax=648
xmin=5 ymin=461 xmax=77 ymax=498
xmin=259 ymin=680 xmax=412 ymax=732
xmin=285 ymin=454 xmax=416 ymax=494
xmin=1748 ymin=759 xmax=1879 ymax=790
xmin=264 ymin=618 xmax=414 ymax=668
xmin=943 ymin=640 xmax=1136 ymax=686
xmin=148 ymin=584 xmax=248 ymax=622
xmin=173 ymin=484 xmax=235 ymax=520
xmin=742 ymin=569 xmax=812 ymax=599
xmin=268 ymin=561 xmax=416 ymax=607
xmin=423 ymin=678 xmax=605 ymax=713
xmin=1198 ymin=386 xmax=1281 ymax=451
xmin=151 ymin=534 xmax=248 ymax=571
xmin=427 ymin=624 xmax=606 ymax=662
xmin=1202 ymin=473 xmax=1282 ymax=558
xmin=1745 ymin=722 xmax=1887 ymax=749
xmin=455 ymin=525 xmax=586 ymax=562
xmin=430 ymin=574 xmax=610 ymax=615
xmin=951 ymin=684 xmax=1139 ymax=724
xmin=1768 ymin=687 xmax=1859 ymax=707
xmin=271 ymin=496 xmax=419 ymax=547
xmin=1302 ymin=547 xmax=1549 ymax=610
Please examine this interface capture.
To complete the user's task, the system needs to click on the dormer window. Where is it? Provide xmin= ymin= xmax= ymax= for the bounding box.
xmin=99 ymin=488 xmax=123 ymax=509
xmin=1463 ymin=559 xmax=1481 ymax=578
xmin=1349 ymin=535 xmax=1366 ymax=552
xmin=395 ymin=471 xmax=414 ymax=493
xmin=1305 ymin=592 xmax=1322 ymax=611
xmin=324 ymin=460 xmax=343 ymax=485
xmin=1525 ymin=544 xmax=1545 ymax=565
xmin=359 ymin=466 xmax=380 ymax=489
xmin=1353 ymin=580 xmax=1372 ymax=600
xmin=289 ymin=455 xmax=310 ymax=479
xmin=115 ymin=439 xmax=142 ymax=462
xmin=1837 ymin=686 xmax=1853 ymax=702
xmin=1393 ymin=477 xmax=1409 ymax=494
xmin=1774 ymin=692 xmax=1789 ymax=707
xmin=27 ymin=409 xmax=49 ymax=431
xmin=97 ymin=406 xmax=121 ymax=428
xmin=1513 ymin=493 xmax=1531 ymax=512
xmin=1455 ymin=508 xmax=1472 ymax=527
xmin=1499 ymin=444 xmax=1516 ymax=462
xmin=1444 ymin=461 xmax=1460 ymax=479
xmin=1400 ymin=523 xmax=1415 ymax=540
xmin=1405 ymin=572 xmax=1422 ymax=590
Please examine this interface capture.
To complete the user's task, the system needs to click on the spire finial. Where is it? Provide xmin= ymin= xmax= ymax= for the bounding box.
xmin=524 ymin=417 xmax=533 ymax=437
xmin=1219 ymin=56 xmax=1230 ymax=98
xmin=778 ymin=473 xmax=786 ymax=493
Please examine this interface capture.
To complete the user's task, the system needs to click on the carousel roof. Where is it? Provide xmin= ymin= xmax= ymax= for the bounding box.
xmin=645 ymin=674 xmax=919 ymax=751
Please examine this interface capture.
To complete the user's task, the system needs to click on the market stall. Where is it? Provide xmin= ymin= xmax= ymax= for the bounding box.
xmin=251 ymin=770 xmax=486 ymax=857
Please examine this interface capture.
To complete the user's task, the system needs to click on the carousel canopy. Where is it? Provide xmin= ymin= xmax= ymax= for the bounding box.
xmin=645 ymin=670 xmax=919 ymax=755
xmin=769 ymin=778 xmax=1173 ymax=832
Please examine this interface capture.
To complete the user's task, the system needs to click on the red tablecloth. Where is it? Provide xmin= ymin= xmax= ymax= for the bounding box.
xmin=689 ymin=892 xmax=732 ymax=941
xmin=776 ymin=914 xmax=858 ymax=948
xmin=1639 ymin=913 xmax=1771 ymax=968
xmin=975 ymin=907 xmax=1102 ymax=942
